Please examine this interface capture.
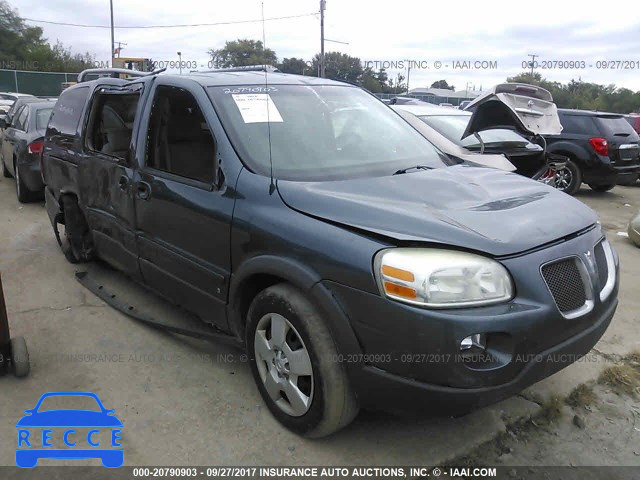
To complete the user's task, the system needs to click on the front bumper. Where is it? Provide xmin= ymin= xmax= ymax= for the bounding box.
xmin=350 ymin=297 xmax=615 ymax=415
xmin=326 ymin=226 xmax=618 ymax=414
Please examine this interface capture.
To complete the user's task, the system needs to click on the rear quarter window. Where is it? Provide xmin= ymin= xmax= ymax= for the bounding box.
xmin=559 ymin=114 xmax=598 ymax=135
xmin=595 ymin=116 xmax=639 ymax=140
xmin=47 ymin=86 xmax=89 ymax=138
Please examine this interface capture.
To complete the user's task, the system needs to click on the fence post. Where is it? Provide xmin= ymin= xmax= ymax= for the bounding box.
xmin=14 ymin=70 xmax=18 ymax=92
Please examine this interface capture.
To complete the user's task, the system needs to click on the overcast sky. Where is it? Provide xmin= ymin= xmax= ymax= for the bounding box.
xmin=10 ymin=0 xmax=640 ymax=91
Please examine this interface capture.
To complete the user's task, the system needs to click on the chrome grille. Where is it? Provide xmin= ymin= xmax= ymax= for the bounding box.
xmin=541 ymin=258 xmax=587 ymax=313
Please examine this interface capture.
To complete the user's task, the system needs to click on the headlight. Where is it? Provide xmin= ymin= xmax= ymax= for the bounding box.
xmin=374 ymin=248 xmax=514 ymax=308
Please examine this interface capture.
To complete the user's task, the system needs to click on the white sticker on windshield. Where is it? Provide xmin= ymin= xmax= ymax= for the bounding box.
xmin=231 ymin=93 xmax=283 ymax=123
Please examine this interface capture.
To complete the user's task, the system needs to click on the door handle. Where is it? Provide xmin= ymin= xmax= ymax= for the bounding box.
xmin=118 ymin=175 xmax=129 ymax=191
xmin=136 ymin=181 xmax=151 ymax=200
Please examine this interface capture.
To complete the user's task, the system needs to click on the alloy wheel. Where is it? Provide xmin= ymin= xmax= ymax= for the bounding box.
xmin=254 ymin=313 xmax=314 ymax=417
xmin=555 ymin=166 xmax=573 ymax=191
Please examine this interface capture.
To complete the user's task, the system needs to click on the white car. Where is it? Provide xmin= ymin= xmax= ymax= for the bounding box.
xmin=393 ymin=84 xmax=566 ymax=184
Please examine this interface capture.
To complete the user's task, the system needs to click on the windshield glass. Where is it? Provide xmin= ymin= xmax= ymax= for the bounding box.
xmin=208 ymin=84 xmax=449 ymax=181
xmin=418 ymin=114 xmax=531 ymax=149
xmin=36 ymin=108 xmax=53 ymax=130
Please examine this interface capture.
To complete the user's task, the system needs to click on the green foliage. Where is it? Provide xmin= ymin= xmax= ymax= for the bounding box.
xmin=507 ymin=72 xmax=640 ymax=114
xmin=311 ymin=51 xmax=363 ymax=83
xmin=277 ymin=57 xmax=311 ymax=75
xmin=430 ymin=79 xmax=455 ymax=90
xmin=0 ymin=1 xmax=95 ymax=73
xmin=207 ymin=39 xmax=277 ymax=69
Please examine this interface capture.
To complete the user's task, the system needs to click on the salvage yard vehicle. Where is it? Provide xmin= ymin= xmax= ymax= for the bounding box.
xmin=544 ymin=109 xmax=640 ymax=194
xmin=42 ymin=68 xmax=619 ymax=438
xmin=393 ymin=95 xmax=561 ymax=184
xmin=0 ymin=101 xmax=53 ymax=202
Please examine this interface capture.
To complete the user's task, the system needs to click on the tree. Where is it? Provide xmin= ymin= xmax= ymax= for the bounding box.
xmin=430 ymin=80 xmax=455 ymax=90
xmin=207 ymin=39 xmax=277 ymax=69
xmin=312 ymin=52 xmax=363 ymax=83
xmin=0 ymin=1 xmax=95 ymax=72
xmin=277 ymin=57 xmax=310 ymax=75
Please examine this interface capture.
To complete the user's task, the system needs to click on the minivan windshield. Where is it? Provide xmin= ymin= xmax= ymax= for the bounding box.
xmin=208 ymin=84 xmax=450 ymax=181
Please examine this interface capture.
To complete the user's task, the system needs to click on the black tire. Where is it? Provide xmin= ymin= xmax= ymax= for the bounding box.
xmin=246 ymin=283 xmax=359 ymax=438
xmin=2 ymin=158 xmax=11 ymax=178
xmin=554 ymin=158 xmax=582 ymax=195
xmin=56 ymin=195 xmax=95 ymax=263
xmin=10 ymin=336 xmax=30 ymax=378
xmin=14 ymin=161 xmax=35 ymax=203
xmin=589 ymin=184 xmax=616 ymax=193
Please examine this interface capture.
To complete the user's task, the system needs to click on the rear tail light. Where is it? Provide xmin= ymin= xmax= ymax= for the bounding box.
xmin=28 ymin=140 xmax=44 ymax=155
xmin=589 ymin=137 xmax=609 ymax=156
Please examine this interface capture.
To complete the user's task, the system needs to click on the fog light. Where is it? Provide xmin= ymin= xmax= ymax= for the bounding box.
xmin=460 ymin=334 xmax=486 ymax=351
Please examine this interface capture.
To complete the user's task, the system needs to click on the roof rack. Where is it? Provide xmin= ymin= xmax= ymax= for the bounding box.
xmin=77 ymin=67 xmax=167 ymax=83
xmin=191 ymin=65 xmax=281 ymax=74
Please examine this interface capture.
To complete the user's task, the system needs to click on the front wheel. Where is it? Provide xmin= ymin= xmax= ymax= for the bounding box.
xmin=554 ymin=159 xmax=582 ymax=195
xmin=589 ymin=184 xmax=615 ymax=192
xmin=246 ymin=283 xmax=359 ymax=438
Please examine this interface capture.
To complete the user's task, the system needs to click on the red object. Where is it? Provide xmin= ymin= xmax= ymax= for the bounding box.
xmin=589 ymin=137 xmax=609 ymax=156
xmin=27 ymin=140 xmax=43 ymax=155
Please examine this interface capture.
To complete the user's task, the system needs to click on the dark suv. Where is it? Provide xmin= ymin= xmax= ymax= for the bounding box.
xmin=41 ymin=70 xmax=619 ymax=437
xmin=545 ymin=109 xmax=640 ymax=194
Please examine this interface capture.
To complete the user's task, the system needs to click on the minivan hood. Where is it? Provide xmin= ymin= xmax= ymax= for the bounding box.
xmin=463 ymin=83 xmax=563 ymax=139
xmin=277 ymin=165 xmax=598 ymax=256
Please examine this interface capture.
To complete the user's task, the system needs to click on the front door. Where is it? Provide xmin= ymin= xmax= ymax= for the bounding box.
xmin=133 ymin=80 xmax=233 ymax=331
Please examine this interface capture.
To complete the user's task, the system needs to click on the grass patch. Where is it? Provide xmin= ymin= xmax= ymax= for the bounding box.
xmin=598 ymin=364 xmax=640 ymax=396
xmin=565 ymin=383 xmax=597 ymax=408
xmin=536 ymin=394 xmax=564 ymax=424
xmin=625 ymin=351 xmax=640 ymax=369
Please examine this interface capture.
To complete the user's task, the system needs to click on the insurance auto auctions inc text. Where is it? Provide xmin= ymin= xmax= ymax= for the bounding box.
xmin=238 ymin=466 xmax=497 ymax=477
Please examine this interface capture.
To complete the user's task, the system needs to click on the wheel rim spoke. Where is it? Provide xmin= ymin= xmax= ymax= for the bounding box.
xmin=269 ymin=314 xmax=287 ymax=348
xmin=284 ymin=345 xmax=313 ymax=376
xmin=283 ymin=379 xmax=310 ymax=416
xmin=263 ymin=371 xmax=281 ymax=402
xmin=254 ymin=330 xmax=274 ymax=364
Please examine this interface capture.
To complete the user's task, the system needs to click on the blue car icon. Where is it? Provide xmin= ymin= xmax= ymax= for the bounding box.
xmin=16 ymin=391 xmax=123 ymax=468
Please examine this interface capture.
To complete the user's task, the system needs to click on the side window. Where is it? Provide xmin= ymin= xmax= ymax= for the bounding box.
xmin=560 ymin=114 xmax=596 ymax=135
xmin=146 ymin=85 xmax=216 ymax=184
xmin=85 ymin=91 xmax=140 ymax=160
xmin=48 ymin=86 xmax=89 ymax=137
xmin=13 ymin=106 xmax=28 ymax=131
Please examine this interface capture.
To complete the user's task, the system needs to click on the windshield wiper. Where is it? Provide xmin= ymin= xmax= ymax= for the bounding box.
xmin=393 ymin=165 xmax=434 ymax=175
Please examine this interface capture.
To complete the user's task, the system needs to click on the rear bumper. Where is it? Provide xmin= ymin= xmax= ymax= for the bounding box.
xmin=16 ymin=160 xmax=44 ymax=192
xmin=582 ymin=158 xmax=640 ymax=185
xmin=351 ymin=297 xmax=616 ymax=415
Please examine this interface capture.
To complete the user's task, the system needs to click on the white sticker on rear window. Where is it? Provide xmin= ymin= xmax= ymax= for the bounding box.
xmin=231 ymin=94 xmax=283 ymax=123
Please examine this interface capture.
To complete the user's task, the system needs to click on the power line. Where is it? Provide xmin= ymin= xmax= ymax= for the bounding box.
xmin=21 ymin=12 xmax=319 ymax=29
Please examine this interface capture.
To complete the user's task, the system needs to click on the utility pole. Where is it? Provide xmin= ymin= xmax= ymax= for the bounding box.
xmin=320 ymin=0 xmax=326 ymax=78
xmin=115 ymin=42 xmax=127 ymax=58
xmin=177 ymin=52 xmax=182 ymax=74
xmin=406 ymin=65 xmax=411 ymax=94
xmin=528 ymin=53 xmax=537 ymax=77
xmin=110 ymin=0 xmax=115 ymax=66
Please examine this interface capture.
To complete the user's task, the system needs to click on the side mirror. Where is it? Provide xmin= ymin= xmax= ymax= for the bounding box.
xmin=0 ymin=117 xmax=8 ymax=129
